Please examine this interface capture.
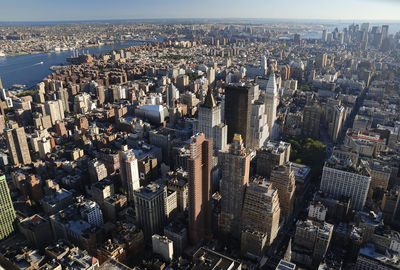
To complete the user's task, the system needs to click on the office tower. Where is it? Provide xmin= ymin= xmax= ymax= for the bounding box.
xmin=224 ymin=85 xmax=251 ymax=146
xmin=361 ymin=23 xmax=370 ymax=32
xmin=292 ymin=220 xmax=334 ymax=267
xmin=0 ymin=175 xmax=16 ymax=240
xmin=261 ymin=55 xmax=268 ymax=77
xmin=166 ymin=83 xmax=179 ymax=107
xmin=322 ymin=30 xmax=328 ymax=42
xmin=194 ymin=88 xmax=227 ymax=151
xmin=270 ymin=164 xmax=296 ymax=220
xmin=256 ymin=141 xmax=291 ymax=179
xmin=6 ymin=127 xmax=32 ymax=165
xmin=207 ymin=67 xmax=215 ymax=86
xmin=219 ymin=134 xmax=250 ymax=238
xmin=249 ymin=100 xmax=269 ymax=149
xmin=133 ymin=183 xmax=167 ymax=240
xmin=241 ymin=178 xmax=280 ymax=246
xmin=265 ymin=72 xmax=279 ymax=139
xmin=44 ymin=100 xmax=65 ymax=125
xmin=329 ymin=105 xmax=345 ymax=143
xmin=315 ymin=53 xmax=328 ymax=69
xmin=96 ymin=85 xmax=105 ymax=105
xmin=302 ymin=98 xmax=322 ymax=139
xmin=119 ymin=149 xmax=140 ymax=201
xmin=382 ymin=25 xmax=389 ymax=39
xmin=320 ymin=155 xmax=371 ymax=210
xmin=188 ymin=133 xmax=212 ymax=244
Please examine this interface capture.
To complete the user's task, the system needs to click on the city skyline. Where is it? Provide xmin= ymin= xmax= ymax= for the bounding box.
xmin=1 ymin=0 xmax=400 ymax=22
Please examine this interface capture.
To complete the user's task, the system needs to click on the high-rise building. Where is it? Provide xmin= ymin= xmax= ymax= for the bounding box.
xmin=207 ymin=67 xmax=215 ymax=86
xmin=270 ymin=163 xmax=296 ymax=220
xmin=44 ymin=100 xmax=65 ymax=125
xmin=0 ymin=175 xmax=16 ymax=240
xmin=133 ymin=183 xmax=167 ymax=240
xmin=264 ymin=72 xmax=279 ymax=139
xmin=302 ymin=98 xmax=321 ymax=139
xmin=119 ymin=148 xmax=140 ymax=201
xmin=292 ymin=219 xmax=334 ymax=267
xmin=320 ymin=155 xmax=371 ymax=210
xmin=193 ymin=88 xmax=227 ymax=151
xmin=315 ymin=53 xmax=328 ymax=69
xmin=322 ymin=30 xmax=328 ymax=42
xmin=6 ymin=127 xmax=32 ymax=165
xmin=329 ymin=105 xmax=345 ymax=143
xmin=241 ymin=178 xmax=280 ymax=246
xmin=219 ymin=134 xmax=250 ymax=238
xmin=188 ymin=133 xmax=212 ymax=244
xmin=249 ymin=101 xmax=269 ymax=149
xmin=256 ymin=141 xmax=291 ymax=179
xmin=224 ymin=85 xmax=251 ymax=146
xmin=80 ymin=200 xmax=104 ymax=227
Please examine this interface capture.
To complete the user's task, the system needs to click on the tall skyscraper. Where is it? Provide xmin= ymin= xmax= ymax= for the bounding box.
xmin=241 ymin=178 xmax=280 ymax=246
xmin=188 ymin=133 xmax=212 ymax=244
xmin=265 ymin=72 xmax=279 ymax=139
xmin=322 ymin=30 xmax=328 ymax=42
xmin=329 ymin=105 xmax=345 ymax=143
xmin=225 ymin=85 xmax=251 ymax=146
xmin=320 ymin=155 xmax=371 ymax=210
xmin=0 ymin=175 xmax=16 ymax=240
xmin=193 ymin=88 xmax=227 ymax=151
xmin=207 ymin=67 xmax=215 ymax=86
xmin=302 ymin=97 xmax=321 ymax=139
xmin=6 ymin=127 xmax=32 ymax=165
xmin=133 ymin=183 xmax=167 ymax=240
xmin=249 ymin=100 xmax=269 ymax=149
xmin=119 ymin=148 xmax=140 ymax=201
xmin=270 ymin=164 xmax=296 ymax=220
xmin=219 ymin=134 xmax=250 ymax=238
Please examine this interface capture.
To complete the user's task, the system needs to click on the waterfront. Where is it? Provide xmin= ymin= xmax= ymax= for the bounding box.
xmin=0 ymin=40 xmax=142 ymax=89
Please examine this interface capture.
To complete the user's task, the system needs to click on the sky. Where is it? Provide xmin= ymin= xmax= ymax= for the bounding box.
xmin=0 ymin=0 xmax=400 ymax=22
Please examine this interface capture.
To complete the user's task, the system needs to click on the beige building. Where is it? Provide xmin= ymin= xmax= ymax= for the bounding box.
xmin=270 ymin=163 xmax=296 ymax=220
xmin=6 ymin=127 xmax=32 ymax=165
xmin=241 ymin=178 xmax=280 ymax=246
xmin=219 ymin=134 xmax=250 ymax=238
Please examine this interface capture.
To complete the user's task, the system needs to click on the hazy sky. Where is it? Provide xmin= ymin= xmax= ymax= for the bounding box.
xmin=1 ymin=0 xmax=400 ymax=22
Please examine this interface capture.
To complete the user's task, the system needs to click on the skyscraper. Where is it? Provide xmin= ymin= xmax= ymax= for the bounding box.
xmin=44 ymin=100 xmax=65 ymax=125
xmin=6 ymin=127 xmax=32 ymax=165
xmin=193 ymin=88 xmax=227 ymax=151
xmin=0 ymin=175 xmax=16 ymax=240
xmin=241 ymin=178 xmax=280 ymax=246
xmin=265 ymin=72 xmax=279 ymax=139
xmin=302 ymin=97 xmax=321 ymax=139
xmin=270 ymin=164 xmax=296 ymax=220
xmin=225 ymin=85 xmax=251 ymax=146
xmin=219 ymin=134 xmax=250 ymax=238
xmin=119 ymin=148 xmax=140 ymax=201
xmin=133 ymin=183 xmax=167 ymax=240
xmin=188 ymin=133 xmax=212 ymax=244
xmin=329 ymin=105 xmax=345 ymax=143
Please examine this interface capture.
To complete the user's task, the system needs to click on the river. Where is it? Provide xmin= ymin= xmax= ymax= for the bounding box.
xmin=0 ymin=40 xmax=143 ymax=89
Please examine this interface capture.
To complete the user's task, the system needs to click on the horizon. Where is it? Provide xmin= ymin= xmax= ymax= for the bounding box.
xmin=2 ymin=0 xmax=400 ymax=22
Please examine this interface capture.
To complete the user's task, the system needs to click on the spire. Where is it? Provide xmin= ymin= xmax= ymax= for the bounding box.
xmin=266 ymin=71 xmax=277 ymax=94
xmin=202 ymin=86 xmax=217 ymax=108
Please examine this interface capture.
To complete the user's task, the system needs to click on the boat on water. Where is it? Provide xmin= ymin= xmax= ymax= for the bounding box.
xmin=39 ymin=61 xmax=44 ymax=64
